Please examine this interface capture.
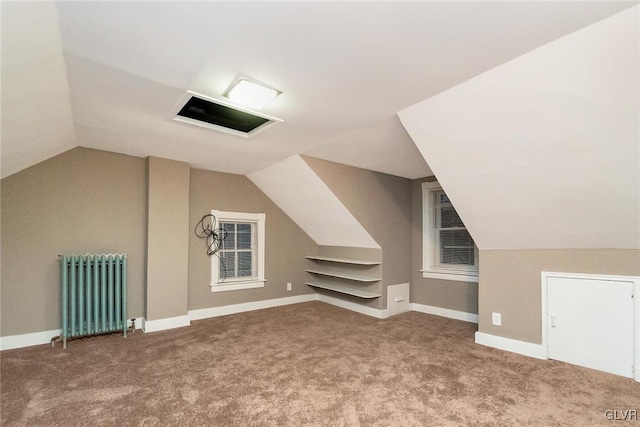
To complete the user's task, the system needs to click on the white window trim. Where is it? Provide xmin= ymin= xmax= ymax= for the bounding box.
xmin=210 ymin=210 xmax=266 ymax=292
xmin=422 ymin=181 xmax=478 ymax=283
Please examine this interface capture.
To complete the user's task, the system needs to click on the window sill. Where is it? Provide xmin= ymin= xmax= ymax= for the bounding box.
xmin=420 ymin=270 xmax=478 ymax=283
xmin=210 ymin=280 xmax=265 ymax=293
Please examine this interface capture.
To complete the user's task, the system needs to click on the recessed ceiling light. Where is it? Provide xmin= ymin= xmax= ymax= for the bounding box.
xmin=225 ymin=78 xmax=281 ymax=109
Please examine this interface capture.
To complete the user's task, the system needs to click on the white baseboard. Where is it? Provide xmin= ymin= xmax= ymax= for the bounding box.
xmin=4 ymin=296 xmax=484 ymax=350
xmin=142 ymin=315 xmax=191 ymax=333
xmin=0 ymin=328 xmax=62 ymax=351
xmin=0 ymin=317 xmax=143 ymax=351
xmin=318 ymin=294 xmax=388 ymax=319
xmin=475 ymin=331 xmax=548 ymax=360
xmin=189 ymin=293 xmax=390 ymax=322
xmin=188 ymin=294 xmax=317 ymax=321
xmin=132 ymin=317 xmax=144 ymax=330
xmin=411 ymin=303 xmax=479 ymax=324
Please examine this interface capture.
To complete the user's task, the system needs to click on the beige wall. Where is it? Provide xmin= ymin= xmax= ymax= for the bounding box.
xmin=6 ymin=147 xmax=637 ymax=348
xmin=303 ymin=156 xmax=412 ymax=287
xmin=188 ymin=168 xmax=318 ymax=309
xmin=1 ymin=148 xmax=319 ymax=337
xmin=1 ymin=148 xmax=146 ymax=336
xmin=411 ymin=178 xmax=478 ymax=314
xmin=303 ymin=157 xmax=412 ymax=310
xmin=145 ymin=157 xmax=190 ymax=321
xmin=479 ymin=249 xmax=640 ymax=344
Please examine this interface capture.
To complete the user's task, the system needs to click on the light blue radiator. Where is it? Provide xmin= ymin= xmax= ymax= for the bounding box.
xmin=60 ymin=254 xmax=128 ymax=348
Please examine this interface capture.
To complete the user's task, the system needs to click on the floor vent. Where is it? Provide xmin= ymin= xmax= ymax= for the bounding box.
xmin=171 ymin=91 xmax=282 ymax=137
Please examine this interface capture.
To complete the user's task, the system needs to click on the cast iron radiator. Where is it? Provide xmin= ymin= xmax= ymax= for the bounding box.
xmin=59 ymin=254 xmax=128 ymax=348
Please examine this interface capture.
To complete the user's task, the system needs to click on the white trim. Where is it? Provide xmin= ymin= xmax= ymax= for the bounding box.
xmin=475 ymin=331 xmax=549 ymax=360
xmin=210 ymin=210 xmax=266 ymax=289
xmin=317 ymin=293 xmax=388 ymax=319
xmin=636 ymin=279 xmax=640 ymax=382
xmin=132 ymin=317 xmax=144 ymax=330
xmin=1 ymin=299 xmax=475 ymax=351
xmin=0 ymin=329 xmax=62 ymax=351
xmin=420 ymin=270 xmax=479 ymax=283
xmin=142 ymin=315 xmax=191 ymax=333
xmin=189 ymin=294 xmax=316 ymax=320
xmin=210 ymin=280 xmax=265 ymax=293
xmin=192 ymin=293 xmax=392 ymax=322
xmin=411 ymin=303 xmax=479 ymax=323
xmin=1 ymin=295 xmax=387 ymax=350
xmin=0 ymin=317 xmax=144 ymax=351
xmin=421 ymin=181 xmax=478 ymax=281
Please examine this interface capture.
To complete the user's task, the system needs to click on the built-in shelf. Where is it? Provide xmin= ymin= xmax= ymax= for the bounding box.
xmin=305 ymin=269 xmax=380 ymax=282
xmin=305 ymin=256 xmax=381 ymax=266
xmin=305 ymin=281 xmax=381 ymax=299
xmin=305 ymin=254 xmax=382 ymax=300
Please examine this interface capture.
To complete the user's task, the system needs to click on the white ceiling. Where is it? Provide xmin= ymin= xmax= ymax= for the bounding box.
xmin=1 ymin=2 xmax=76 ymax=178
xmin=1 ymin=1 xmax=637 ymax=180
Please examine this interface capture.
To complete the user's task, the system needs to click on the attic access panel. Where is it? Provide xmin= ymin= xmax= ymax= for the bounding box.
xmin=171 ymin=91 xmax=282 ymax=137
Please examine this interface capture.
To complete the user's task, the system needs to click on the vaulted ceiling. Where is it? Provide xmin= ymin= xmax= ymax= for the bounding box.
xmin=2 ymin=1 xmax=636 ymax=180
xmin=399 ymin=5 xmax=639 ymax=250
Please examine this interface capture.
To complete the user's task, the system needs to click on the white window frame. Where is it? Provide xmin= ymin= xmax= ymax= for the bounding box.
xmin=210 ymin=210 xmax=266 ymax=292
xmin=421 ymin=181 xmax=478 ymax=283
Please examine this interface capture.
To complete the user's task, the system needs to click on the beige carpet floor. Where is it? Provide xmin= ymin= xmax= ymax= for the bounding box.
xmin=1 ymin=301 xmax=638 ymax=426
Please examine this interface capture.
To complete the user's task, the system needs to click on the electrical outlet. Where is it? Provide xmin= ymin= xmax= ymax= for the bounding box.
xmin=492 ymin=312 xmax=502 ymax=326
xmin=287 ymin=282 xmax=292 ymax=291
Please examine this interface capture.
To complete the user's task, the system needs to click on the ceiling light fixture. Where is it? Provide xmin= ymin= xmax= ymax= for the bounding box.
xmin=225 ymin=76 xmax=281 ymax=109
xmin=170 ymin=91 xmax=283 ymax=138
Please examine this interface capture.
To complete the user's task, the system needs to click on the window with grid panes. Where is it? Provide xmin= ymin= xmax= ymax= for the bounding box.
xmin=219 ymin=222 xmax=256 ymax=280
xmin=210 ymin=210 xmax=265 ymax=292
xmin=422 ymin=181 xmax=478 ymax=282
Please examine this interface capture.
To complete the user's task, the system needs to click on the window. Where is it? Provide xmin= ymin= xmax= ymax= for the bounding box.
xmin=422 ymin=181 xmax=478 ymax=282
xmin=210 ymin=210 xmax=265 ymax=292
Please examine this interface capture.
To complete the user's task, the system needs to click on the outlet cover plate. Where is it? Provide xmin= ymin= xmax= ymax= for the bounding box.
xmin=492 ymin=312 xmax=502 ymax=326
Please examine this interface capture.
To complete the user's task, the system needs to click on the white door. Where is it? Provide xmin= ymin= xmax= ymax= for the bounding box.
xmin=547 ymin=276 xmax=634 ymax=378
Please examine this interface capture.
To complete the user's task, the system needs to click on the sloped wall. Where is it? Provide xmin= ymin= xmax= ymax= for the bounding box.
xmin=399 ymin=6 xmax=639 ymax=251
xmin=189 ymin=168 xmax=318 ymax=310
xmin=303 ymin=157 xmax=413 ymax=310
xmin=399 ymin=6 xmax=640 ymax=344
xmin=249 ymin=155 xmax=412 ymax=311
xmin=248 ymin=155 xmax=379 ymax=249
xmin=1 ymin=1 xmax=76 ymax=178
